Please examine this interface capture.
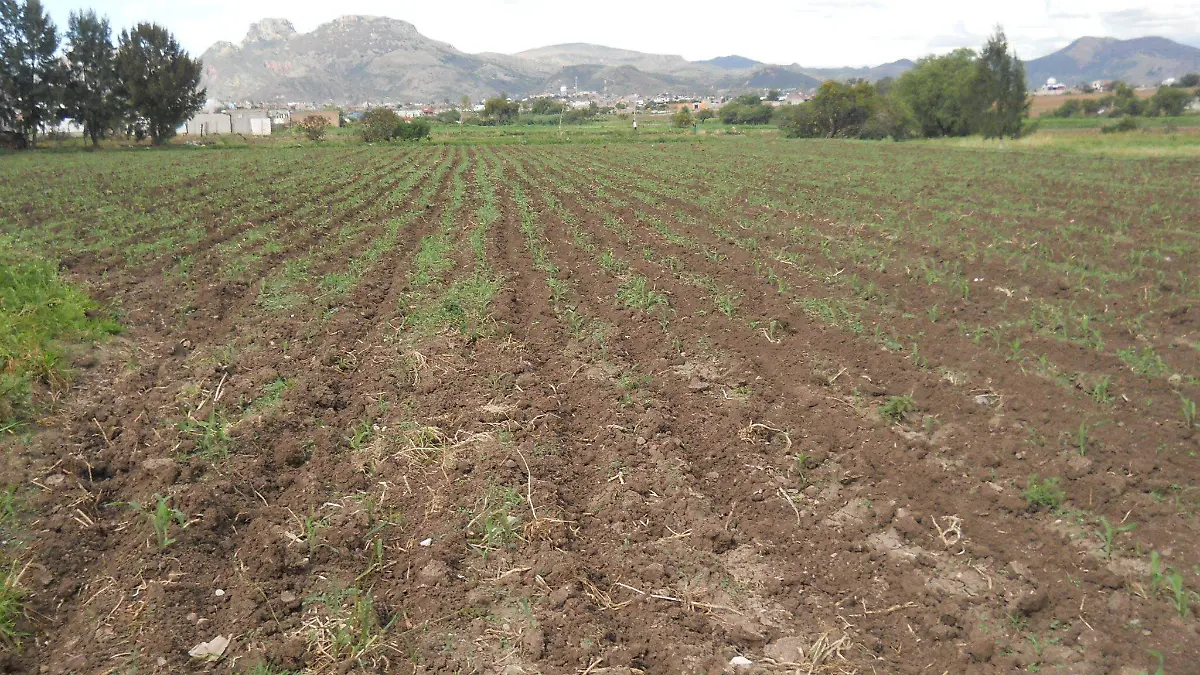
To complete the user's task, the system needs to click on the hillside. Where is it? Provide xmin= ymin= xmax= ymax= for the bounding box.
xmin=697 ymin=55 xmax=761 ymax=69
xmin=1026 ymin=36 xmax=1200 ymax=86
xmin=199 ymin=16 xmax=917 ymax=104
xmin=201 ymin=16 xmax=1200 ymax=104
xmin=200 ymin=16 xmax=542 ymax=103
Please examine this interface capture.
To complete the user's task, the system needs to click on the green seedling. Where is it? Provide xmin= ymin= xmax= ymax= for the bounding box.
xmin=303 ymin=509 xmax=326 ymax=556
xmin=1166 ymin=569 xmax=1191 ymax=617
xmin=1149 ymin=551 xmax=1164 ymax=596
xmin=1094 ymin=516 xmax=1136 ymax=558
xmin=714 ymin=290 xmax=741 ymax=317
xmin=879 ymin=395 xmax=916 ymax=425
xmin=1074 ymin=422 xmax=1090 ymax=456
xmin=1091 ymin=376 xmax=1112 ymax=404
xmin=1179 ymin=393 xmax=1197 ymax=429
xmin=616 ymin=275 xmax=668 ymax=311
xmin=178 ymin=410 xmax=232 ymax=460
xmin=134 ymin=495 xmax=188 ymax=549
xmin=1023 ymin=475 xmax=1065 ymax=510
xmin=346 ymin=419 xmax=374 ymax=451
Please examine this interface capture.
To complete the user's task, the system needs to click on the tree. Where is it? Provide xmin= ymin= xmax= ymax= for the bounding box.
xmin=298 ymin=115 xmax=326 ymax=141
xmin=766 ymin=89 xmax=782 ymax=101
xmin=1107 ymin=82 xmax=1143 ymax=117
xmin=529 ymin=97 xmax=565 ymax=115
xmin=808 ymin=80 xmax=878 ymax=137
xmin=671 ymin=106 xmax=693 ymax=128
xmin=975 ymin=27 xmax=1029 ymax=138
xmin=720 ymin=94 xmax=774 ymax=125
xmin=115 ymin=23 xmax=204 ymax=144
xmin=1147 ymin=86 xmax=1191 ymax=117
xmin=779 ymin=80 xmax=913 ymax=140
xmin=695 ymin=107 xmax=714 ymax=122
xmin=62 ymin=10 xmax=120 ymax=146
xmin=0 ymin=0 xmax=62 ymax=147
xmin=1174 ymin=73 xmax=1200 ymax=88
xmin=482 ymin=95 xmax=519 ymax=125
xmin=894 ymin=49 xmax=982 ymax=137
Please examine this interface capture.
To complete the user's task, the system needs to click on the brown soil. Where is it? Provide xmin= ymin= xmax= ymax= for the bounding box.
xmin=2 ymin=142 xmax=1198 ymax=675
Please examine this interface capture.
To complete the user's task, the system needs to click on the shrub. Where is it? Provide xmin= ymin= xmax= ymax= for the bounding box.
xmin=1100 ymin=117 xmax=1138 ymax=134
xmin=361 ymin=109 xmax=431 ymax=142
xmin=298 ymin=116 xmax=327 ymax=141
xmin=672 ymin=107 xmax=693 ymax=128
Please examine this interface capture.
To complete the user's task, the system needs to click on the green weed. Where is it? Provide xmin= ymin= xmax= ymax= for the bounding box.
xmin=0 ymin=560 xmax=27 ymax=651
xmin=1023 ymin=475 xmax=1065 ymax=510
xmin=468 ymin=487 xmax=523 ymax=556
xmin=178 ymin=410 xmax=232 ymax=460
xmin=0 ymin=239 xmax=121 ymax=424
xmin=879 ymin=395 xmax=916 ymax=425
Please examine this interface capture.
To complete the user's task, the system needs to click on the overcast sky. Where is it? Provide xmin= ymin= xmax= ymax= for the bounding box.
xmin=40 ymin=0 xmax=1200 ymax=67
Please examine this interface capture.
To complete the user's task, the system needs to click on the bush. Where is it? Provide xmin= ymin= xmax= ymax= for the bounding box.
xmin=1147 ymin=86 xmax=1192 ymax=117
xmin=361 ymin=109 xmax=431 ymax=142
xmin=396 ymin=118 xmax=431 ymax=141
xmin=672 ymin=107 xmax=693 ymax=128
xmin=298 ymin=116 xmax=327 ymax=142
xmin=720 ymin=95 xmax=775 ymax=125
xmin=695 ymin=108 xmax=714 ymax=122
xmin=1100 ymin=117 xmax=1139 ymax=134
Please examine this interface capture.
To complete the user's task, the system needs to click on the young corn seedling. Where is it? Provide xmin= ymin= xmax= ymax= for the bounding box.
xmin=1179 ymin=394 xmax=1197 ymax=430
xmin=135 ymin=495 xmax=188 ymax=549
xmin=303 ymin=509 xmax=326 ymax=557
xmin=1094 ymin=516 xmax=1136 ymax=558
xmin=1074 ymin=422 xmax=1090 ymax=456
xmin=1166 ymin=569 xmax=1191 ymax=617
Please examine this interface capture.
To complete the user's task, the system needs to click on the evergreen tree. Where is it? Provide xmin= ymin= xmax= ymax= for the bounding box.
xmin=115 ymin=23 xmax=204 ymax=144
xmin=975 ymin=27 xmax=1029 ymax=139
xmin=0 ymin=0 xmax=61 ymax=146
xmin=63 ymin=10 xmax=120 ymax=146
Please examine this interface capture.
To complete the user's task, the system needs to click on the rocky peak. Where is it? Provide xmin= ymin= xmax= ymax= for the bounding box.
xmin=243 ymin=18 xmax=297 ymax=46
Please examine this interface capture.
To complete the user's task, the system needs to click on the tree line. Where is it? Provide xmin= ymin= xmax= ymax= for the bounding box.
xmin=777 ymin=29 xmax=1029 ymax=140
xmin=1049 ymin=82 xmax=1197 ymax=119
xmin=1 ymin=0 xmax=204 ymax=147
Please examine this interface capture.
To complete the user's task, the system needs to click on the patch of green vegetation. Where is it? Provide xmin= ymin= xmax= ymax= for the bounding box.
xmin=616 ymin=275 xmax=668 ymax=311
xmin=1023 ymin=475 xmax=1066 ymax=510
xmin=0 ymin=238 xmax=121 ymax=424
xmin=0 ymin=560 xmax=27 ymax=652
xmin=1116 ymin=345 xmax=1169 ymax=377
xmin=177 ymin=410 xmax=233 ymax=460
xmin=468 ymin=486 xmax=524 ymax=556
xmin=879 ymin=395 xmax=916 ymax=425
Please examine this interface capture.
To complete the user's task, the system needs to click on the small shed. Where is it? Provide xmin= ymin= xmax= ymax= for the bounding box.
xmin=185 ymin=113 xmax=232 ymax=136
xmin=230 ymin=110 xmax=271 ymax=136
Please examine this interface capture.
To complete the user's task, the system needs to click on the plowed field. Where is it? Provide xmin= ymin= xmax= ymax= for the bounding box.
xmin=1 ymin=139 xmax=1198 ymax=674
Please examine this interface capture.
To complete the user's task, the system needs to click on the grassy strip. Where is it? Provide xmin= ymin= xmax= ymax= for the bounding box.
xmin=0 ymin=237 xmax=121 ymax=426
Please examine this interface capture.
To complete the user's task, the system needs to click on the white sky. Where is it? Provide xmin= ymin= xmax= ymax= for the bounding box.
xmin=41 ymin=0 xmax=1200 ymax=67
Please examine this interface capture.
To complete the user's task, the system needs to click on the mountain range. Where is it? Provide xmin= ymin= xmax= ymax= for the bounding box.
xmin=198 ymin=17 xmax=1200 ymax=104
